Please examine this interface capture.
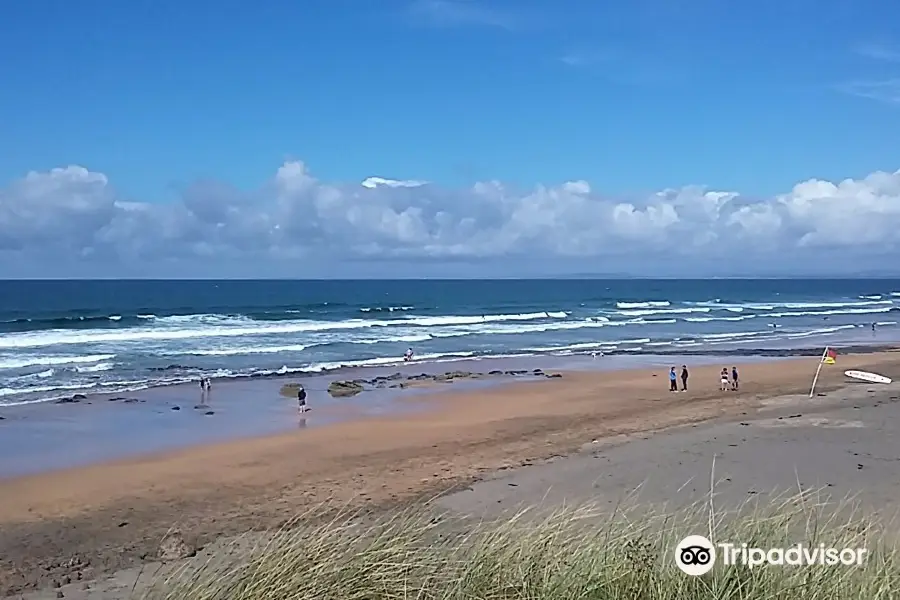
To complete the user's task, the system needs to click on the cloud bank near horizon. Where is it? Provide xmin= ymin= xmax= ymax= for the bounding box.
xmin=0 ymin=160 xmax=899 ymax=278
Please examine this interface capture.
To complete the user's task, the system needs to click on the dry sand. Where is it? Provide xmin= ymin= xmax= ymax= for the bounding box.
xmin=3 ymin=352 xmax=900 ymax=598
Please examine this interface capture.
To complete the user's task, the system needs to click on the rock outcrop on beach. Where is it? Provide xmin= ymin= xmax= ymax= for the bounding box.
xmin=279 ymin=383 xmax=303 ymax=398
xmin=323 ymin=368 xmax=561 ymax=398
xmin=327 ymin=380 xmax=365 ymax=397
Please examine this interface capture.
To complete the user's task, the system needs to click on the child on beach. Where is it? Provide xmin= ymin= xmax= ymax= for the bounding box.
xmin=731 ymin=367 xmax=739 ymax=391
xmin=720 ymin=368 xmax=729 ymax=391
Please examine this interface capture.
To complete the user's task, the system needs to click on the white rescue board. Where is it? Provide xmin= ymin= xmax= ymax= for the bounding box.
xmin=844 ymin=370 xmax=892 ymax=385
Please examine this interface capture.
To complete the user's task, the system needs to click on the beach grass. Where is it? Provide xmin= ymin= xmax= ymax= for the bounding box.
xmin=140 ymin=490 xmax=899 ymax=600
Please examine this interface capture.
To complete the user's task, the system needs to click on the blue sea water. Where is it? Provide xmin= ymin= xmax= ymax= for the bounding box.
xmin=1 ymin=279 xmax=899 ymax=406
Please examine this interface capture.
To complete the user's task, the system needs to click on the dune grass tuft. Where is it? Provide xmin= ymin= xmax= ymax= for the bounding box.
xmin=141 ymin=491 xmax=899 ymax=600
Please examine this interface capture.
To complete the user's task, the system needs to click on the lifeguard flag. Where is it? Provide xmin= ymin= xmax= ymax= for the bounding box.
xmin=823 ymin=348 xmax=837 ymax=365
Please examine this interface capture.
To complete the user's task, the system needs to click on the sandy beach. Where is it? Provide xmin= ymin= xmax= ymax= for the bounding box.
xmin=3 ymin=351 xmax=900 ymax=597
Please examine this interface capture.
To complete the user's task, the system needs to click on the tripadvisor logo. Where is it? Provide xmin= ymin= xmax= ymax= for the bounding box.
xmin=675 ymin=535 xmax=717 ymax=576
xmin=674 ymin=535 xmax=867 ymax=576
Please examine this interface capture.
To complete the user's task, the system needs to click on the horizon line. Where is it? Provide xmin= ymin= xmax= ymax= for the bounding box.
xmin=2 ymin=276 xmax=900 ymax=282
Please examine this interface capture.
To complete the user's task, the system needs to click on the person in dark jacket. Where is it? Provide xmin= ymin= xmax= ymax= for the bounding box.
xmin=297 ymin=385 xmax=308 ymax=412
xmin=680 ymin=365 xmax=689 ymax=391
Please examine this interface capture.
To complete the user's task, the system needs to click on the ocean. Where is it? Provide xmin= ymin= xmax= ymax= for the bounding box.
xmin=1 ymin=279 xmax=898 ymax=407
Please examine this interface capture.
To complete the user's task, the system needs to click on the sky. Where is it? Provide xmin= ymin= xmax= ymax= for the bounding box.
xmin=1 ymin=0 xmax=900 ymax=278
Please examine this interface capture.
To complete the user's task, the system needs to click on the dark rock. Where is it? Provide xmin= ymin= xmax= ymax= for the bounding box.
xmin=149 ymin=364 xmax=186 ymax=372
xmin=72 ymin=394 xmax=87 ymax=400
xmin=505 ymin=370 xmax=527 ymax=376
xmin=108 ymin=397 xmax=126 ymax=402
xmin=545 ymin=373 xmax=563 ymax=379
xmin=55 ymin=396 xmax=80 ymax=404
xmin=328 ymin=380 xmax=365 ymax=397
xmin=0 ymin=416 xmax=4 ymax=420
xmin=434 ymin=370 xmax=475 ymax=382
xmin=170 ymin=406 xmax=181 ymax=411
xmin=204 ymin=411 xmax=215 ymax=415
xmin=123 ymin=398 xmax=140 ymax=403
xmin=488 ymin=370 xmax=503 ymax=375
xmin=532 ymin=369 xmax=544 ymax=375
xmin=279 ymin=382 xmax=304 ymax=398
xmin=369 ymin=372 xmax=404 ymax=385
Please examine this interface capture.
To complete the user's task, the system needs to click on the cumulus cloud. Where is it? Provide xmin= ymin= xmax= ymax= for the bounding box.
xmin=1 ymin=159 xmax=899 ymax=278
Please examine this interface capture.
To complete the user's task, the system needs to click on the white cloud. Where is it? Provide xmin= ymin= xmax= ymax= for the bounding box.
xmin=839 ymin=79 xmax=900 ymax=105
xmin=842 ymin=42 xmax=900 ymax=105
xmin=1 ymin=160 xmax=899 ymax=277
xmin=361 ymin=177 xmax=429 ymax=189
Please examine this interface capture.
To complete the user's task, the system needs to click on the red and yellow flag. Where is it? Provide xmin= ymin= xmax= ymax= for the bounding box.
xmin=822 ymin=348 xmax=837 ymax=365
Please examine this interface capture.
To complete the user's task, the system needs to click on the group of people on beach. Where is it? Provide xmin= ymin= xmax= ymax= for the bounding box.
xmin=197 ymin=377 xmax=213 ymax=407
xmin=669 ymin=365 xmax=689 ymax=391
xmin=668 ymin=365 xmax=739 ymax=392
xmin=720 ymin=366 xmax=740 ymax=391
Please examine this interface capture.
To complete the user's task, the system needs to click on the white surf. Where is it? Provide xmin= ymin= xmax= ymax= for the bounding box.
xmin=844 ymin=370 xmax=892 ymax=385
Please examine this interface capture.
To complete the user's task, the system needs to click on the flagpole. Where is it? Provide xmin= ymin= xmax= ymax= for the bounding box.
xmin=809 ymin=346 xmax=829 ymax=398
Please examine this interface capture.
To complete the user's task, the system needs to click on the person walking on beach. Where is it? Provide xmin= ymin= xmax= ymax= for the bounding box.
xmin=680 ymin=365 xmax=689 ymax=391
xmin=669 ymin=367 xmax=678 ymax=392
xmin=720 ymin=368 xmax=729 ymax=391
xmin=731 ymin=367 xmax=739 ymax=391
xmin=297 ymin=384 xmax=308 ymax=413
xmin=197 ymin=377 xmax=211 ymax=407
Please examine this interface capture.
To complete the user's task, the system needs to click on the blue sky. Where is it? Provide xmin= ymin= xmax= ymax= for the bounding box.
xmin=3 ymin=0 xmax=900 ymax=198
xmin=1 ymin=0 xmax=899 ymax=277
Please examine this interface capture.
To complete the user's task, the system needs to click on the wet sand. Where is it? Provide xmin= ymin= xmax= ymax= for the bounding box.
xmin=2 ymin=351 xmax=900 ymax=597
xmin=0 ymin=352 xmax=770 ymax=477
